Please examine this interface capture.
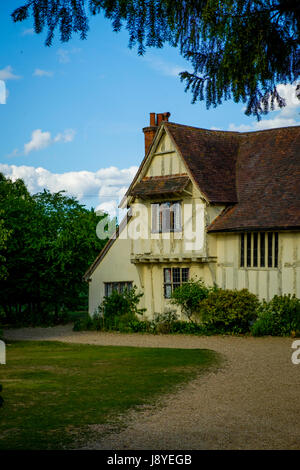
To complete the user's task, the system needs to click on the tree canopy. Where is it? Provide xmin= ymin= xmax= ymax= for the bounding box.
xmin=0 ymin=173 xmax=107 ymax=324
xmin=11 ymin=0 xmax=300 ymax=119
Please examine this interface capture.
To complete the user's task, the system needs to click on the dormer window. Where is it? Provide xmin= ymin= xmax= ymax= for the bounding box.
xmin=151 ymin=202 xmax=181 ymax=233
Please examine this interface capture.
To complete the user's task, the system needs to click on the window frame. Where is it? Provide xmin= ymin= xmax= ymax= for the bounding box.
xmin=240 ymin=232 xmax=279 ymax=269
xmin=151 ymin=201 xmax=182 ymax=233
xmin=104 ymin=281 xmax=133 ymax=297
xmin=163 ymin=267 xmax=189 ymax=299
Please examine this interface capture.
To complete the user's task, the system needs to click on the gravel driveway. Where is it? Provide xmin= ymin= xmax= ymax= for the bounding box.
xmin=4 ymin=325 xmax=300 ymax=450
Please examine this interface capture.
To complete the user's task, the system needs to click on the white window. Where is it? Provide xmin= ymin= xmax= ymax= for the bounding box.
xmin=151 ymin=201 xmax=181 ymax=233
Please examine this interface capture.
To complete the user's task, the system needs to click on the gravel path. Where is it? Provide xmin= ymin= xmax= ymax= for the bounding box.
xmin=4 ymin=325 xmax=300 ymax=450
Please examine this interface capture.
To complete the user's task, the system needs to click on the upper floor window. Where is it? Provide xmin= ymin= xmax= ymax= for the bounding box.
xmin=240 ymin=232 xmax=278 ymax=268
xmin=151 ymin=201 xmax=181 ymax=233
xmin=104 ymin=281 xmax=133 ymax=297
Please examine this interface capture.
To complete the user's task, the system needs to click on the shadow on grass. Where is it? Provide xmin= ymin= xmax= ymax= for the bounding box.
xmin=0 ymin=340 xmax=223 ymax=450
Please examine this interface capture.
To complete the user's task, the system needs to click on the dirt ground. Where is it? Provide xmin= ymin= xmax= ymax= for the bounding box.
xmin=4 ymin=324 xmax=300 ymax=450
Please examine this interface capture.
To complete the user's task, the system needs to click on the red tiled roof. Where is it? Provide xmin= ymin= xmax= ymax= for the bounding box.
xmin=207 ymin=126 xmax=300 ymax=231
xmin=127 ymin=122 xmax=299 ymax=230
xmin=130 ymin=174 xmax=190 ymax=197
xmin=161 ymin=122 xmax=299 ymax=231
xmin=165 ymin=123 xmax=239 ymax=203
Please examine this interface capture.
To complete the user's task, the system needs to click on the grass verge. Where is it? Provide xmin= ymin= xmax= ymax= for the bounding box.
xmin=0 ymin=340 xmax=220 ymax=449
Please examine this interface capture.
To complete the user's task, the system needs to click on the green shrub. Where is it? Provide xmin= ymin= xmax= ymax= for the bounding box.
xmin=126 ymin=319 xmax=150 ymax=333
xmin=73 ymin=285 xmax=146 ymax=332
xmin=200 ymin=288 xmax=259 ymax=334
xmin=251 ymin=294 xmax=300 ymax=337
xmin=122 ymin=310 xmax=212 ymax=336
xmin=114 ymin=312 xmax=139 ymax=332
xmin=171 ymin=278 xmax=216 ymax=322
xmin=73 ymin=313 xmax=102 ymax=331
xmin=99 ymin=285 xmax=146 ymax=331
xmin=150 ymin=309 xmax=179 ymax=334
xmin=169 ymin=320 xmax=211 ymax=335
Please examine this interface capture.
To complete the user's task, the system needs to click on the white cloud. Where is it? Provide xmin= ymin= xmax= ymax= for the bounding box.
xmin=23 ymin=128 xmax=76 ymax=155
xmin=6 ymin=148 xmax=19 ymax=159
xmin=0 ymin=164 xmax=138 ymax=217
xmin=57 ymin=49 xmax=70 ymax=63
xmin=24 ymin=129 xmax=52 ymax=154
xmin=0 ymin=66 xmax=21 ymax=81
xmin=33 ymin=68 xmax=53 ymax=77
xmin=142 ymin=55 xmax=185 ymax=77
xmin=57 ymin=47 xmax=82 ymax=64
xmin=0 ymin=80 xmax=6 ymax=104
xmin=22 ymin=28 xmax=34 ymax=36
xmin=228 ymin=116 xmax=298 ymax=132
xmin=96 ymin=200 xmax=119 ymax=217
xmin=54 ymin=129 xmax=76 ymax=143
xmin=228 ymin=83 xmax=300 ymax=132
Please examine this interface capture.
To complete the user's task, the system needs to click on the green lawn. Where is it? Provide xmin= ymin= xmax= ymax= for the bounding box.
xmin=0 ymin=341 xmax=220 ymax=449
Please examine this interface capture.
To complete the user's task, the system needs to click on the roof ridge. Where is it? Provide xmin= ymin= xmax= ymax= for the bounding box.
xmin=165 ymin=121 xmax=239 ymax=134
xmin=165 ymin=121 xmax=300 ymax=135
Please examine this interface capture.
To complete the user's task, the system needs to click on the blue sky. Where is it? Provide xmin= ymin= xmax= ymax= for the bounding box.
xmin=1 ymin=1 xmax=299 ymax=215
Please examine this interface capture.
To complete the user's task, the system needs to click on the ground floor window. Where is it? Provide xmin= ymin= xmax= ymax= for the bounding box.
xmin=240 ymin=232 xmax=278 ymax=268
xmin=163 ymin=267 xmax=189 ymax=298
xmin=104 ymin=281 xmax=133 ymax=297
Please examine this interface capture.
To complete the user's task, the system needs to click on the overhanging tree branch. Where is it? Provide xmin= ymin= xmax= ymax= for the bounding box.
xmin=11 ymin=0 xmax=300 ymax=119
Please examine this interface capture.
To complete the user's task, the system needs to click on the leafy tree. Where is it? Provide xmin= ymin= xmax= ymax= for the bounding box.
xmin=0 ymin=173 xmax=107 ymax=324
xmin=31 ymin=189 xmax=106 ymax=314
xmin=11 ymin=1 xmax=300 ymax=118
xmin=0 ymin=210 xmax=11 ymax=281
xmin=0 ymin=173 xmax=37 ymax=320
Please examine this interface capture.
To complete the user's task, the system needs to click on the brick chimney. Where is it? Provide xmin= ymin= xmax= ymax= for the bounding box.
xmin=142 ymin=112 xmax=171 ymax=155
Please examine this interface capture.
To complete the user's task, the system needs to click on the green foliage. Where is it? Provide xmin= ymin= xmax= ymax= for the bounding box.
xmin=123 ymin=319 xmax=150 ymax=333
xmin=99 ymin=285 xmax=146 ymax=330
xmin=0 ymin=384 xmax=3 ymax=408
xmin=171 ymin=278 xmax=215 ymax=322
xmin=0 ymin=210 xmax=11 ymax=281
xmin=0 ymin=173 xmax=108 ymax=326
xmin=148 ymin=312 xmax=212 ymax=335
xmin=74 ymin=286 xmax=146 ymax=332
xmin=151 ymin=309 xmax=179 ymax=334
xmin=73 ymin=312 xmax=103 ymax=331
xmin=251 ymin=294 xmax=300 ymax=337
xmin=200 ymin=288 xmax=259 ymax=334
xmin=11 ymin=1 xmax=300 ymax=118
xmin=172 ymin=321 xmax=211 ymax=335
